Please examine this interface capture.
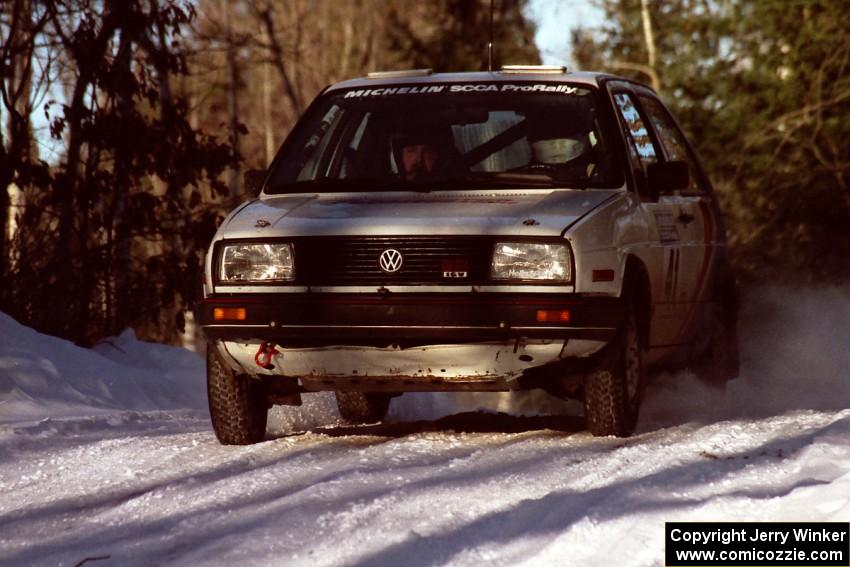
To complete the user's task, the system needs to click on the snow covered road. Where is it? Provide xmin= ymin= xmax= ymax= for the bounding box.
xmin=2 ymin=287 xmax=850 ymax=566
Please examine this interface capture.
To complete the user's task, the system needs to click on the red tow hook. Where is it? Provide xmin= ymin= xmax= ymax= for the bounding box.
xmin=254 ymin=341 xmax=279 ymax=369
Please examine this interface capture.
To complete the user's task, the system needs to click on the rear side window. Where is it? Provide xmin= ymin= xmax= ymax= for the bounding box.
xmin=638 ymin=96 xmax=705 ymax=194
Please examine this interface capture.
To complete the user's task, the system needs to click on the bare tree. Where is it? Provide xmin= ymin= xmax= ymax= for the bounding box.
xmin=0 ymin=0 xmax=47 ymax=308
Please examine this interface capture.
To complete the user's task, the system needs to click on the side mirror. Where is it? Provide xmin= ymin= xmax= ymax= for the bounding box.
xmin=243 ymin=169 xmax=268 ymax=197
xmin=647 ymin=160 xmax=689 ymax=196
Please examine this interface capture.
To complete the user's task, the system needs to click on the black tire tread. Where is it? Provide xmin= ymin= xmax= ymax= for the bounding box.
xmin=207 ymin=346 xmax=268 ymax=445
xmin=583 ymin=297 xmax=642 ymax=438
xmin=584 ymin=366 xmax=630 ymax=437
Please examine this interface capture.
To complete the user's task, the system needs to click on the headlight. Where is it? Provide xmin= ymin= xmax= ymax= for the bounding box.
xmin=219 ymin=243 xmax=294 ymax=282
xmin=491 ymin=242 xmax=572 ymax=281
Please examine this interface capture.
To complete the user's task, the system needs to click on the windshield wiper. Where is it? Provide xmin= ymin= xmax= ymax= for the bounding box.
xmin=267 ymin=173 xmax=587 ymax=194
xmin=465 ymin=172 xmax=591 ymax=189
xmin=467 ymin=172 xmax=556 ymax=186
xmin=266 ymin=178 xmax=405 ymax=194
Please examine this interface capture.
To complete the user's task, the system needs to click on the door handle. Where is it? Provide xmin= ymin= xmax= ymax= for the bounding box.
xmin=677 ymin=212 xmax=695 ymax=225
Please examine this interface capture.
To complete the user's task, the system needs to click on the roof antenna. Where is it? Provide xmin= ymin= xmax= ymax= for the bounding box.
xmin=488 ymin=0 xmax=495 ymax=72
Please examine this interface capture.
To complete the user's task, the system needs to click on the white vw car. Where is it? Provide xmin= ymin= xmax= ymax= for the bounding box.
xmin=199 ymin=66 xmax=739 ymax=444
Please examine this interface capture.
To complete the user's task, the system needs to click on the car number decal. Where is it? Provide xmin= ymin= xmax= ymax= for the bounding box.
xmin=665 ymin=248 xmax=680 ymax=302
xmin=653 ymin=211 xmax=680 ymax=243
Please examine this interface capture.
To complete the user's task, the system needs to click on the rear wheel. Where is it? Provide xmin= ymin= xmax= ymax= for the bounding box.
xmin=692 ymin=300 xmax=739 ymax=388
xmin=584 ymin=301 xmax=645 ymax=437
xmin=335 ymin=391 xmax=392 ymax=424
xmin=207 ymin=345 xmax=268 ymax=445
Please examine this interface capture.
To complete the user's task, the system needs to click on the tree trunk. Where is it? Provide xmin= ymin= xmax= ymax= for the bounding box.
xmin=50 ymin=4 xmax=120 ymax=341
xmin=262 ymin=20 xmax=275 ymax=164
xmin=108 ymin=30 xmax=137 ymax=336
xmin=225 ymin=0 xmax=241 ymax=200
xmin=0 ymin=152 xmax=9 ymax=311
xmin=259 ymin=7 xmax=303 ymax=117
xmin=639 ymin=0 xmax=661 ymax=92
xmin=1 ymin=0 xmax=35 ymax=311
xmin=339 ymin=17 xmax=353 ymax=79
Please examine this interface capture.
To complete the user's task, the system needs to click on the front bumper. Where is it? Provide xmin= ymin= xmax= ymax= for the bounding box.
xmin=198 ymin=293 xmax=622 ymax=344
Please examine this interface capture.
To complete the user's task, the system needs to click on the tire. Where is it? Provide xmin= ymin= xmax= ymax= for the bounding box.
xmin=335 ymin=391 xmax=391 ymax=424
xmin=584 ymin=301 xmax=645 ymax=437
xmin=692 ymin=300 xmax=740 ymax=388
xmin=207 ymin=345 xmax=268 ymax=445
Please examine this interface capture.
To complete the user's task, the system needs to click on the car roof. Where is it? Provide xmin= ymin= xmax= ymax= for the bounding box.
xmin=326 ymin=70 xmax=635 ymax=93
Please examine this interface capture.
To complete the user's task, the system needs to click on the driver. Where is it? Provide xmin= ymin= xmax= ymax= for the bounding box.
xmin=392 ymin=124 xmax=461 ymax=181
xmin=400 ymin=139 xmax=440 ymax=181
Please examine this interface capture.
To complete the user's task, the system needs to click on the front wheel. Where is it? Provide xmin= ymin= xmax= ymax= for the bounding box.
xmin=335 ymin=392 xmax=391 ymax=424
xmin=584 ymin=302 xmax=645 ymax=437
xmin=207 ymin=345 xmax=268 ymax=445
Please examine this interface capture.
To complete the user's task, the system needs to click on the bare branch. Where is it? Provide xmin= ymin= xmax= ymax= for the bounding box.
xmin=255 ymin=4 xmax=302 ymax=116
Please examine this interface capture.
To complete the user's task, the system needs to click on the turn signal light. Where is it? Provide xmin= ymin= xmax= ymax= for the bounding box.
xmin=536 ymin=309 xmax=571 ymax=323
xmin=592 ymin=269 xmax=615 ymax=282
xmin=213 ymin=307 xmax=247 ymax=321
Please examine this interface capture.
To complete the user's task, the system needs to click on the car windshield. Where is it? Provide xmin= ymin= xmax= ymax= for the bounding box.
xmin=266 ymin=82 xmax=621 ymax=193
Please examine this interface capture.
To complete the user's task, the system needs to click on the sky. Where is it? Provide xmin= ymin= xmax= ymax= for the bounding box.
xmin=526 ymin=0 xmax=605 ymax=67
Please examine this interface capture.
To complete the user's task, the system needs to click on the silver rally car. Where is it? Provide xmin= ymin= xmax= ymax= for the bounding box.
xmin=199 ymin=66 xmax=739 ymax=444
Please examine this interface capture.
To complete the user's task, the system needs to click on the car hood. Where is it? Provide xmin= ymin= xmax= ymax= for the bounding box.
xmin=217 ymin=189 xmax=620 ymax=239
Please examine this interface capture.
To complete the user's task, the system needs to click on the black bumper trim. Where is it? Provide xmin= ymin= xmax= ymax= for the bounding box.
xmin=199 ymin=293 xmax=622 ymax=343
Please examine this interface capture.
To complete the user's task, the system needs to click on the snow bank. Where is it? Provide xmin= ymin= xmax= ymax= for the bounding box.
xmin=0 ymin=312 xmax=205 ymax=424
xmin=639 ymin=286 xmax=850 ymax=430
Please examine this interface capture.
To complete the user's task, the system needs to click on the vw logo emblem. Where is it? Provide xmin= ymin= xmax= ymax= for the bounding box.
xmin=378 ymin=249 xmax=403 ymax=273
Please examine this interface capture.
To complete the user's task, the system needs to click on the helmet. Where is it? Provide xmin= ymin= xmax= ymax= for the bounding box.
xmin=530 ymin=137 xmax=586 ymax=165
xmin=525 ymin=112 xmax=588 ymax=166
xmin=392 ymin=122 xmax=454 ymax=154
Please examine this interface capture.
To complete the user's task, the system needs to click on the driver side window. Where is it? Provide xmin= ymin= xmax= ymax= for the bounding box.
xmin=613 ymin=92 xmax=660 ymax=194
xmin=638 ymin=95 xmax=705 ymax=194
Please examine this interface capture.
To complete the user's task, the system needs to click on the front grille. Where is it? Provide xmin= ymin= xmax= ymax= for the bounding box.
xmin=293 ymin=236 xmax=494 ymax=285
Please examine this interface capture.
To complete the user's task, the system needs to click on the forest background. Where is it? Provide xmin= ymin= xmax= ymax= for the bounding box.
xmin=1 ymin=0 xmax=848 ymax=346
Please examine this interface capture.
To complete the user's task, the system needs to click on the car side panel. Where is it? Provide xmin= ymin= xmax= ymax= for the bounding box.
xmin=566 ymin=190 xmax=682 ymax=356
xmin=673 ymin=195 xmax=715 ymax=343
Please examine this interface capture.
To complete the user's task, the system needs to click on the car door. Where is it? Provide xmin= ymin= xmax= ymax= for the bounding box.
xmin=609 ymin=84 xmax=686 ymax=347
xmin=636 ymin=90 xmax=718 ymax=342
